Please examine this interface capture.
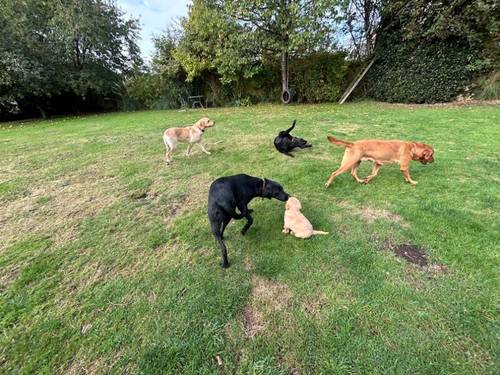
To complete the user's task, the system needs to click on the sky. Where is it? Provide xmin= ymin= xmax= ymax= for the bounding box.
xmin=117 ymin=0 xmax=191 ymax=61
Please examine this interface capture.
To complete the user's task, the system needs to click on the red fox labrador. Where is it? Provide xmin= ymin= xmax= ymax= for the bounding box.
xmin=162 ymin=117 xmax=215 ymax=163
xmin=325 ymin=135 xmax=434 ymax=187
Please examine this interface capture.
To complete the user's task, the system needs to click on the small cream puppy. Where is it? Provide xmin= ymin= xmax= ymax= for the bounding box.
xmin=282 ymin=197 xmax=328 ymax=238
xmin=162 ymin=117 xmax=215 ymax=163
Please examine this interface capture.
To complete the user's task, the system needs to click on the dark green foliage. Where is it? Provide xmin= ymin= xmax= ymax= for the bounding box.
xmin=365 ymin=0 xmax=498 ymax=103
xmin=366 ymin=33 xmax=475 ymax=103
xmin=122 ymin=52 xmax=355 ymax=107
xmin=0 ymin=0 xmax=140 ymax=118
xmin=122 ymin=73 xmax=191 ymax=110
xmin=291 ymin=52 xmax=350 ymax=103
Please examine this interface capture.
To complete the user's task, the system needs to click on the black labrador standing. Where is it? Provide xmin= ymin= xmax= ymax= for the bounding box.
xmin=273 ymin=120 xmax=312 ymax=157
xmin=208 ymin=174 xmax=289 ymax=268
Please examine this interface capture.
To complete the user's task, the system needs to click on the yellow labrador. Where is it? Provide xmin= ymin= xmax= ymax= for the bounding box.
xmin=283 ymin=197 xmax=328 ymax=239
xmin=162 ymin=117 xmax=215 ymax=163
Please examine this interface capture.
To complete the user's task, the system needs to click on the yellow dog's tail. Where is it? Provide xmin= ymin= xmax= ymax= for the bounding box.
xmin=312 ymin=230 xmax=329 ymax=235
xmin=327 ymin=135 xmax=353 ymax=148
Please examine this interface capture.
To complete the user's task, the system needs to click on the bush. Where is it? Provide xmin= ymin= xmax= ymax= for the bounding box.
xmin=365 ymin=31 xmax=479 ymax=103
xmin=473 ymin=72 xmax=500 ymax=100
xmin=122 ymin=73 xmax=191 ymax=110
xmin=291 ymin=52 xmax=350 ymax=103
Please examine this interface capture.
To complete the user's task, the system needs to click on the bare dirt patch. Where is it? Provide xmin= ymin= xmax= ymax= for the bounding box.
xmin=239 ymin=275 xmax=293 ymax=340
xmin=383 ymin=240 xmax=449 ymax=288
xmin=0 ymin=263 xmax=22 ymax=290
xmin=0 ymin=173 xmax=121 ymax=252
xmin=360 ymin=207 xmax=409 ymax=227
xmin=425 ymin=263 xmax=449 ymax=276
xmin=160 ymin=172 xmax=212 ymax=225
xmin=251 ymin=275 xmax=292 ymax=311
xmin=340 ymin=202 xmax=409 ymax=227
xmin=242 ymin=305 xmax=265 ymax=339
xmin=243 ymin=256 xmax=253 ymax=272
xmin=301 ymin=294 xmax=327 ymax=320
xmin=393 ymin=244 xmax=428 ymax=266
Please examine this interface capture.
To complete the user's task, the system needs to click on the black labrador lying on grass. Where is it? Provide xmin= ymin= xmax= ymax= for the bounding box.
xmin=208 ymin=174 xmax=289 ymax=268
xmin=273 ymin=120 xmax=312 ymax=157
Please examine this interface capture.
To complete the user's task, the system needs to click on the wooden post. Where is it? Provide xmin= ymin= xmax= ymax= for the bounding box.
xmin=339 ymin=58 xmax=376 ymax=105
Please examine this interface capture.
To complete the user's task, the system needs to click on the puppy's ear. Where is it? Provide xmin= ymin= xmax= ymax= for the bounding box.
xmin=295 ymin=199 xmax=302 ymax=210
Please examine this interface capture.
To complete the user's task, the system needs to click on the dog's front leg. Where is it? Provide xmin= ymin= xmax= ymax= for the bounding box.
xmin=197 ymin=143 xmax=211 ymax=155
xmin=185 ymin=144 xmax=193 ymax=156
xmin=239 ymin=206 xmax=253 ymax=235
xmin=400 ymin=162 xmax=418 ymax=185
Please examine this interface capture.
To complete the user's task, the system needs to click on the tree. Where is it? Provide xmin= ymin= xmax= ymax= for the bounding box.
xmin=173 ymin=0 xmax=259 ymax=84
xmin=0 ymin=0 xmax=141 ymax=118
xmin=123 ymin=27 xmax=191 ymax=110
xmin=215 ymin=0 xmax=337 ymax=103
xmin=341 ymin=0 xmax=381 ymax=59
xmin=365 ymin=0 xmax=498 ymax=103
xmin=380 ymin=0 xmax=498 ymax=73
xmin=382 ymin=0 xmax=497 ymax=44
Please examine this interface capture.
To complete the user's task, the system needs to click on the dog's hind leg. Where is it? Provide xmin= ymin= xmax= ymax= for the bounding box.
xmin=211 ymin=219 xmax=230 ymax=268
xmin=325 ymin=151 xmax=360 ymax=188
xmin=163 ymin=137 xmax=176 ymax=163
xmin=163 ymin=137 xmax=170 ymax=162
xmin=221 ymin=216 xmax=231 ymax=239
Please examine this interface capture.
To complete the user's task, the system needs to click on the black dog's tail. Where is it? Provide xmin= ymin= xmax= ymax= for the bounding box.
xmin=284 ymin=120 xmax=296 ymax=134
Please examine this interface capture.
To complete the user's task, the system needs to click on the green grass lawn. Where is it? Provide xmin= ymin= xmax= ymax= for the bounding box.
xmin=0 ymin=102 xmax=499 ymax=374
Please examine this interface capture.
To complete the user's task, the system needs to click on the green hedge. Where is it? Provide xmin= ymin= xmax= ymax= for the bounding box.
xmin=200 ymin=52 xmax=353 ymax=105
xmin=122 ymin=52 xmax=354 ymax=109
xmin=291 ymin=52 xmax=350 ymax=103
xmin=366 ymin=32 xmax=478 ymax=103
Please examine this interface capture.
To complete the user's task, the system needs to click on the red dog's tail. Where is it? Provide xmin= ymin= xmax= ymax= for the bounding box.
xmin=327 ymin=135 xmax=353 ymax=148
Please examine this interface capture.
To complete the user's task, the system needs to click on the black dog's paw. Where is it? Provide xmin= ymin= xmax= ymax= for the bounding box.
xmin=220 ymin=261 xmax=230 ymax=268
xmin=248 ymin=209 xmax=254 ymax=214
xmin=241 ymin=228 xmax=247 ymax=235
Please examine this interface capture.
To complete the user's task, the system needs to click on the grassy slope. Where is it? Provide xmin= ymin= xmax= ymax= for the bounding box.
xmin=0 ymin=102 xmax=499 ymax=374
